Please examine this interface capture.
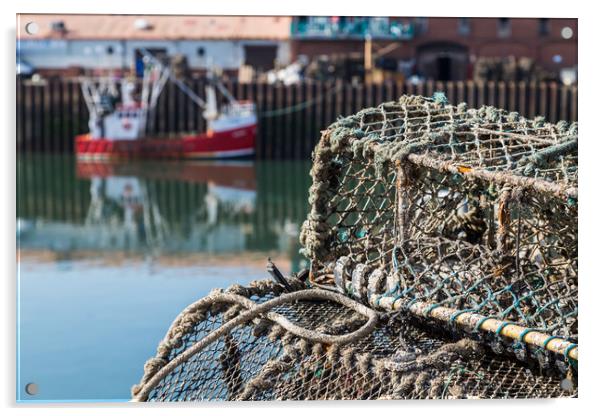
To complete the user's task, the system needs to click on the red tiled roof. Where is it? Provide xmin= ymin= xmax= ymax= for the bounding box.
xmin=18 ymin=14 xmax=292 ymax=41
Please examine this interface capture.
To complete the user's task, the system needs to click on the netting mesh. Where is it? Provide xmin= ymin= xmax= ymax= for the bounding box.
xmin=299 ymin=95 xmax=577 ymax=362
xmin=132 ymin=95 xmax=577 ymax=401
xmin=132 ymin=280 xmax=574 ymax=401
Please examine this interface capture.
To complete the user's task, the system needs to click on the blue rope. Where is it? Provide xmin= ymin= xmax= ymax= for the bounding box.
xmin=495 ymin=322 xmax=511 ymax=337
xmin=392 ymin=286 xmax=412 ymax=304
xmin=542 ymin=335 xmax=563 ymax=350
xmin=375 ymin=282 xmax=401 ymax=307
xmin=423 ymin=303 xmax=440 ymax=318
xmin=518 ymin=328 xmax=534 ymax=343
xmin=450 ymin=309 xmax=471 ymax=325
xmin=474 ymin=316 xmax=493 ymax=333
xmin=564 ymin=343 xmax=578 ymax=368
xmin=406 ymin=297 xmax=420 ymax=309
xmin=564 ymin=343 xmax=578 ymax=360
xmin=511 ymin=328 xmax=535 ymax=356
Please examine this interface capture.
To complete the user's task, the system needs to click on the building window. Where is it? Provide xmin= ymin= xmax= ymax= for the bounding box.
xmin=413 ymin=17 xmax=428 ymax=35
xmin=106 ymin=45 xmax=114 ymax=55
xmin=197 ymin=47 xmax=205 ymax=57
xmin=539 ymin=18 xmax=549 ymax=36
xmin=498 ymin=18 xmax=511 ymax=38
xmin=458 ymin=18 xmax=470 ymax=35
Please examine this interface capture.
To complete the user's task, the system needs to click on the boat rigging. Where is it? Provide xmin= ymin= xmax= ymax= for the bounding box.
xmin=76 ymin=49 xmax=257 ymax=160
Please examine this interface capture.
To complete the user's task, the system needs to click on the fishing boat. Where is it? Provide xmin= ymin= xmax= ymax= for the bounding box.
xmin=75 ymin=50 xmax=256 ymax=160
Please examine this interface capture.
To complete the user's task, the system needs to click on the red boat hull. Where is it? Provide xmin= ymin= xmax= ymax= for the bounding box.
xmin=75 ymin=124 xmax=256 ymax=160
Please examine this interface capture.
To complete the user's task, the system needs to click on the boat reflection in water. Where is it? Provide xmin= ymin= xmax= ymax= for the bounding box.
xmin=17 ymin=156 xmax=310 ymax=272
xmin=77 ymin=160 xmax=258 ymax=255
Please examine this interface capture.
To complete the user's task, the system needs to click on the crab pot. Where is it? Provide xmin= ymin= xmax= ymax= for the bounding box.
xmin=300 ymin=95 xmax=578 ymax=356
xmin=131 ymin=96 xmax=579 ymax=401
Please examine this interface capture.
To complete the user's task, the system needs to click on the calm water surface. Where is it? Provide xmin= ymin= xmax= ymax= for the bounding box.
xmin=16 ymin=155 xmax=311 ymax=402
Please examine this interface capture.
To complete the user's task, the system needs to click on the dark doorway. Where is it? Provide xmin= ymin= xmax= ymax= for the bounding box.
xmin=436 ymin=56 xmax=452 ymax=81
xmin=244 ymin=45 xmax=278 ymax=72
xmin=417 ymin=42 xmax=468 ymax=81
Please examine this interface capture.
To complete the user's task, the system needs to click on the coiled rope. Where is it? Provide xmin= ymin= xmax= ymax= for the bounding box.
xmin=132 ymin=288 xmax=378 ymax=401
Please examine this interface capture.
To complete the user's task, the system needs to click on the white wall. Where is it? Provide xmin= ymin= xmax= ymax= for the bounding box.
xmin=18 ymin=39 xmax=291 ymax=72
xmin=18 ymin=39 xmax=124 ymax=69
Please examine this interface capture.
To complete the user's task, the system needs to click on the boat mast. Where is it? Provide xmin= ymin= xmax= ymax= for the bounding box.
xmin=139 ymin=47 xmax=243 ymax=118
xmin=139 ymin=48 xmax=209 ymax=110
xmin=142 ymin=61 xmax=171 ymax=133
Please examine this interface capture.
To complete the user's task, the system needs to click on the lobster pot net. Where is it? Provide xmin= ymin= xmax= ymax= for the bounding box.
xmin=132 ymin=280 xmax=574 ymax=401
xmin=299 ymin=95 xmax=578 ymax=373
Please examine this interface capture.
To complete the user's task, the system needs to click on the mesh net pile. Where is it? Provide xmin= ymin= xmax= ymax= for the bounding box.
xmin=132 ymin=95 xmax=578 ymax=401
xmin=132 ymin=280 xmax=574 ymax=401
xmin=300 ymin=95 xmax=577 ymax=366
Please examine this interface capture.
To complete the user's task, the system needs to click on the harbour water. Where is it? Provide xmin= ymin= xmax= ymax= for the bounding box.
xmin=16 ymin=155 xmax=311 ymax=402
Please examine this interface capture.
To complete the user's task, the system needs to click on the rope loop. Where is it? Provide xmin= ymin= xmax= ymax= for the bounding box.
xmin=495 ymin=322 xmax=511 ymax=337
xmin=422 ymin=303 xmax=440 ymax=318
xmin=563 ymin=343 xmax=578 ymax=369
xmin=518 ymin=328 xmax=534 ymax=343
xmin=474 ymin=316 xmax=493 ymax=333
xmin=542 ymin=335 xmax=563 ymax=350
xmin=449 ymin=309 xmax=471 ymax=330
xmin=133 ymin=288 xmax=379 ymax=401
xmin=512 ymin=328 xmax=534 ymax=361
